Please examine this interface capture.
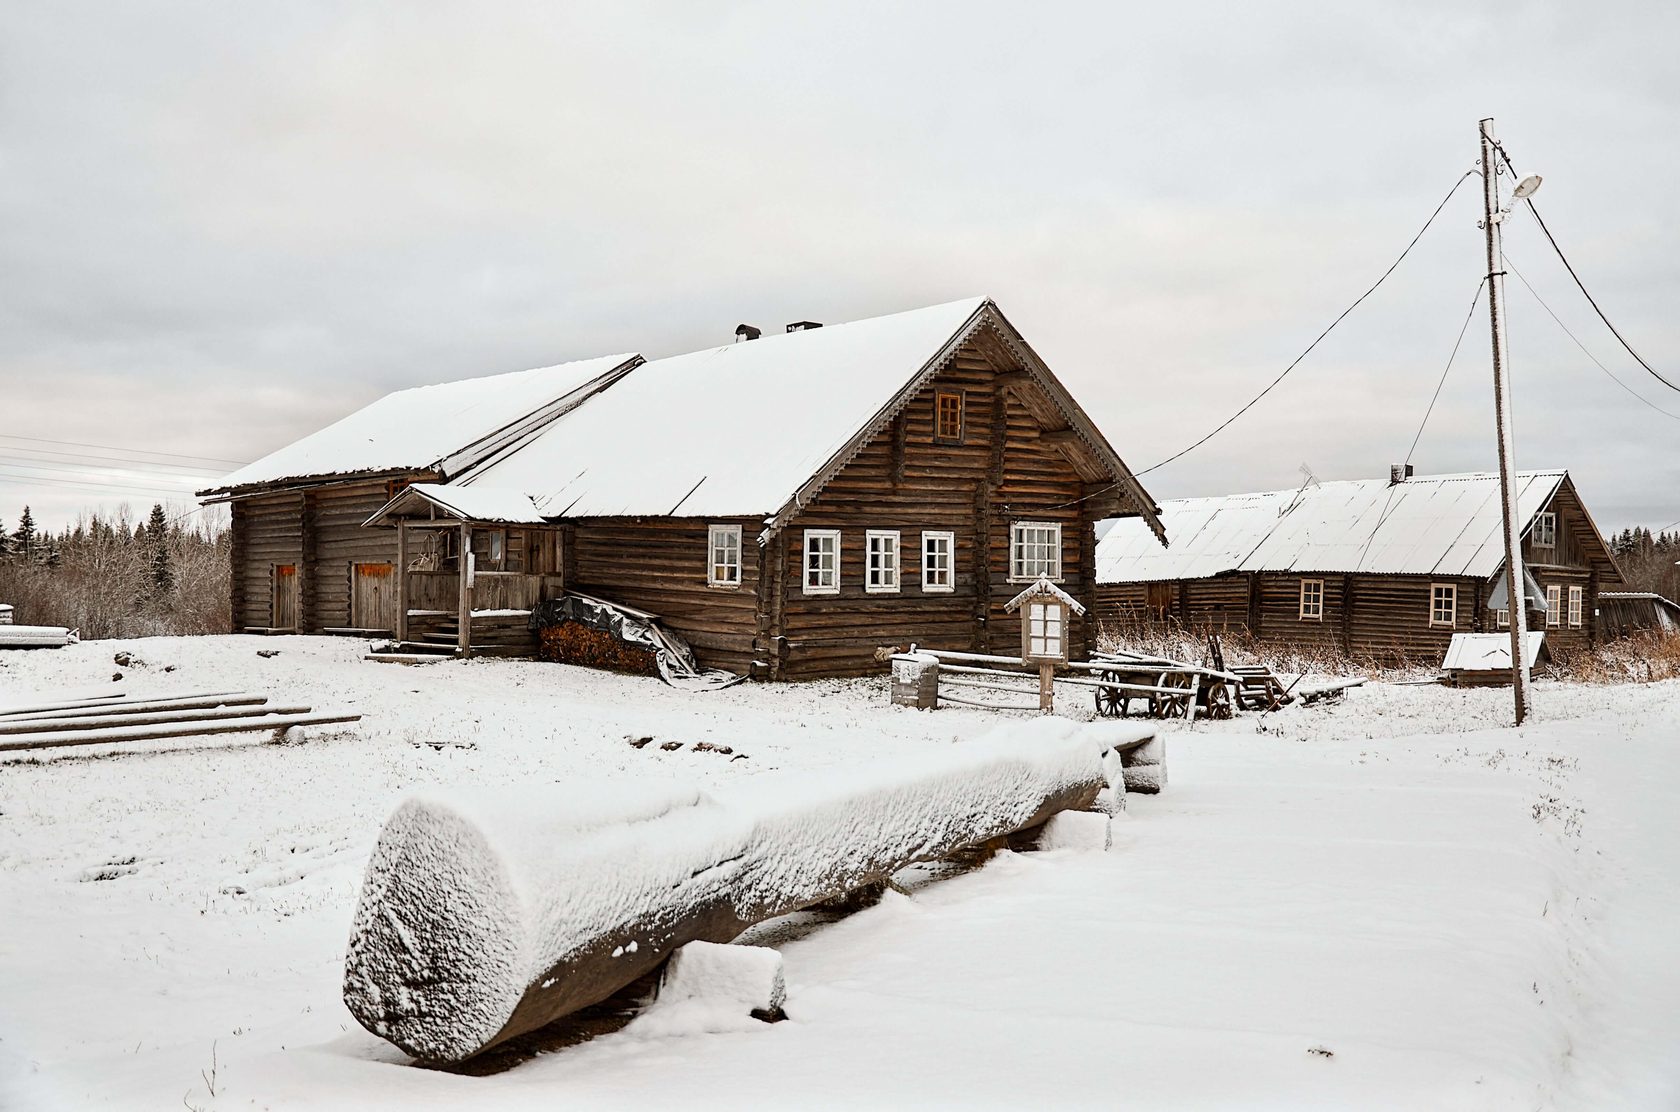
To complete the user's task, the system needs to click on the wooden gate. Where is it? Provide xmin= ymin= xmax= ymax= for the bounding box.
xmin=351 ymin=562 xmax=398 ymax=632
xmin=272 ymin=565 xmax=299 ymax=631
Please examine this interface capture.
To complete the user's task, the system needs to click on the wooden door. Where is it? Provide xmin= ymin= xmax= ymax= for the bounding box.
xmin=351 ymin=562 xmax=397 ymax=632
xmin=272 ymin=565 xmax=298 ymax=631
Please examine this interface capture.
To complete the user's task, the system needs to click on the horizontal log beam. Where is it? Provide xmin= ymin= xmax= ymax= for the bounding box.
xmin=0 ymin=712 xmax=362 ymax=754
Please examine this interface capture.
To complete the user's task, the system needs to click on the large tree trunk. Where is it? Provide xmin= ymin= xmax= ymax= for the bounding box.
xmin=343 ymin=718 xmax=1132 ymax=1062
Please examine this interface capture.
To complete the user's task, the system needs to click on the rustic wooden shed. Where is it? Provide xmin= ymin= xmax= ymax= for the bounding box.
xmin=1093 ymin=471 xmax=1622 ymax=661
xmin=353 ymin=298 xmax=1164 ymax=677
xmin=198 ymin=354 xmax=640 ymax=636
xmin=1598 ymin=592 xmax=1680 ymax=638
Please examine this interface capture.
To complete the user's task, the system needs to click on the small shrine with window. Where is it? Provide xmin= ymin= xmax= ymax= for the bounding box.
xmin=1005 ymin=575 xmax=1087 ymax=710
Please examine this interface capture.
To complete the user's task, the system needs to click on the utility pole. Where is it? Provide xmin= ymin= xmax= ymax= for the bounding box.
xmin=1479 ymin=117 xmax=1532 ymax=724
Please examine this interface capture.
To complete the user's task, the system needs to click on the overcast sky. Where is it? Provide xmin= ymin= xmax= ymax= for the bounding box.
xmin=3 ymin=2 xmax=1677 ymax=535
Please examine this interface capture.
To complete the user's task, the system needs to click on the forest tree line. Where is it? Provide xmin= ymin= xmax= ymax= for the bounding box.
xmin=1608 ymin=527 xmax=1680 ymax=601
xmin=0 ymin=503 xmax=230 ymax=639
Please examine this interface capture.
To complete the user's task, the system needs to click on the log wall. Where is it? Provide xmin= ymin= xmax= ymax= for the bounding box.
xmin=231 ymin=492 xmax=304 ymax=630
xmin=569 ymin=517 xmax=764 ymax=675
xmin=307 ymin=481 xmax=400 ymax=631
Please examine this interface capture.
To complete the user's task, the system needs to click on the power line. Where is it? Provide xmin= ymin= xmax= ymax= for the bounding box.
xmin=1502 ymin=252 xmax=1680 ymax=422
xmin=1406 ymin=277 xmax=1487 ymax=466
xmin=0 ymin=457 xmax=207 ymax=486
xmin=1134 ymin=169 xmax=1477 ymax=478
xmin=0 ymin=432 xmax=250 ymax=468
xmin=0 ymin=469 xmax=203 ymax=498
xmin=0 ymin=443 xmax=230 ymax=475
xmin=1489 ymin=142 xmax=1680 ymax=396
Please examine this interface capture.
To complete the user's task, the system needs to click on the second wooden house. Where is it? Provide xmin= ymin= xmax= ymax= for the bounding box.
xmin=1093 ymin=470 xmax=1622 ymax=661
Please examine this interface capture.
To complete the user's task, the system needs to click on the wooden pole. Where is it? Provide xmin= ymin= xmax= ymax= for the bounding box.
xmin=1479 ymin=117 xmax=1532 ymax=724
xmin=1038 ymin=661 xmax=1055 ymax=712
xmin=458 ymin=523 xmax=473 ymax=658
xmin=396 ymin=522 xmax=409 ymax=644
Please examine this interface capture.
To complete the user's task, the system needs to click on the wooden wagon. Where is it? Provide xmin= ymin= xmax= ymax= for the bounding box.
xmin=1085 ymin=650 xmax=1238 ymax=720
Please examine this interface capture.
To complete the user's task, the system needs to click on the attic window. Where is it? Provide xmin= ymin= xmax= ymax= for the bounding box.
xmin=1533 ymin=512 xmax=1557 ymax=549
xmin=935 ymin=392 xmax=964 ymax=442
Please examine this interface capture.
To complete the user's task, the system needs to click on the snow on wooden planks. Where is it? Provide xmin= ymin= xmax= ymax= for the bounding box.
xmin=343 ymin=717 xmax=1150 ymax=1062
xmin=0 ymin=691 xmax=361 ymax=754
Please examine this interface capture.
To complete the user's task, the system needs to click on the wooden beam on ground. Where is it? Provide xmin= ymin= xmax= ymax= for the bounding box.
xmin=0 ymin=692 xmax=127 ymax=717
xmin=0 ymin=712 xmax=361 ymax=754
xmin=2 ymin=693 xmax=266 ymax=722
xmin=0 ymin=704 xmax=311 ymax=736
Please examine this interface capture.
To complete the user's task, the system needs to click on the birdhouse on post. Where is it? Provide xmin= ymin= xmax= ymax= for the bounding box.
xmin=1005 ymin=576 xmax=1087 ymax=712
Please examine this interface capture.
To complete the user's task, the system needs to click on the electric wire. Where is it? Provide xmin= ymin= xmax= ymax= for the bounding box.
xmin=0 ymin=433 xmax=250 ymax=468
xmin=1489 ymin=142 xmax=1680 ymax=396
xmin=0 ymin=443 xmax=230 ymax=475
xmin=0 ymin=457 xmax=208 ymax=486
xmin=1501 ymin=252 xmax=1680 ymax=422
xmin=0 ymin=468 xmax=205 ymax=498
xmin=1132 ymin=168 xmax=1477 ymax=480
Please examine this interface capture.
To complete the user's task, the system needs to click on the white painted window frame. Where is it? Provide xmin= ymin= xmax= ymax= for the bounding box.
xmin=921 ymin=530 xmax=955 ymax=593
xmin=1009 ymin=521 xmax=1063 ymax=582
xmin=1430 ymin=583 xmax=1457 ymax=628
xmin=803 ymin=529 xmax=841 ymax=596
xmin=1496 ymin=608 xmax=1510 ymax=629
xmin=1546 ymin=583 xmax=1562 ymax=627
xmin=1533 ymin=511 xmax=1557 ymax=549
xmin=1027 ymin=600 xmax=1064 ymax=660
xmin=865 ymin=530 xmax=901 ymax=594
xmin=707 ymin=524 xmax=742 ymax=588
xmin=1298 ymin=578 xmax=1324 ymax=621
xmin=1568 ymin=585 xmax=1584 ymax=628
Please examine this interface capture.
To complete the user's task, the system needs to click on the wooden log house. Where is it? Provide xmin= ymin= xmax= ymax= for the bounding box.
xmin=1093 ymin=470 xmax=1623 ymax=661
xmin=208 ymin=298 xmax=1166 ymax=678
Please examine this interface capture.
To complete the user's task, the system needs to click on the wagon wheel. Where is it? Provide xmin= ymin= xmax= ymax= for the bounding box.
xmin=1093 ymin=670 xmax=1127 ymax=718
xmin=1203 ymin=681 xmax=1234 ymax=720
xmin=1150 ymin=671 xmax=1195 ymax=719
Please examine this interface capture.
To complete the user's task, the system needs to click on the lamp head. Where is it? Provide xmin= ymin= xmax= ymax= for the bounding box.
xmin=1511 ymin=173 xmax=1543 ymax=200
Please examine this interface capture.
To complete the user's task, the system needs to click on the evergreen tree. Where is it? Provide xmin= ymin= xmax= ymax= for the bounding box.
xmin=0 ymin=516 xmax=9 ymax=561
xmin=13 ymin=506 xmax=35 ymax=562
xmin=147 ymin=503 xmax=173 ymax=596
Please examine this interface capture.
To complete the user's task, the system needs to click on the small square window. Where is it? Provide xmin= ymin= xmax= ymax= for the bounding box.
xmin=1546 ymin=584 xmax=1562 ymax=627
xmin=1496 ymin=608 xmax=1510 ymax=629
xmin=1567 ymin=585 xmax=1583 ymax=628
xmin=1010 ymin=521 xmax=1062 ymax=581
xmin=922 ymin=531 xmax=954 ymax=593
xmin=708 ymin=524 xmax=742 ymax=587
xmin=1299 ymin=579 xmax=1324 ymax=620
xmin=1533 ymin=512 xmax=1557 ymax=548
xmin=935 ymin=392 xmax=964 ymax=442
xmin=866 ymin=530 xmax=900 ymax=594
xmin=803 ymin=529 xmax=840 ymax=596
xmin=1430 ymin=583 xmax=1457 ymax=627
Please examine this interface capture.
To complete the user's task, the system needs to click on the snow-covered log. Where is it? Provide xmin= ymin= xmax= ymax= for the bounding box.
xmin=343 ymin=717 xmax=1130 ymax=1062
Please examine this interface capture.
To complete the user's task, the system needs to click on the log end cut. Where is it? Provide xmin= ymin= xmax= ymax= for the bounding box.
xmin=343 ymin=797 xmax=526 ymax=1062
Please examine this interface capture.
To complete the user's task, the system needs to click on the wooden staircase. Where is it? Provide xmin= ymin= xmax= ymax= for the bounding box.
xmin=365 ymin=614 xmax=537 ymax=664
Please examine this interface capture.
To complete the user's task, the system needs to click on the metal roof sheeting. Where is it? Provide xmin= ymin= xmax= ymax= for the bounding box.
xmin=1097 ymin=471 xmax=1568 ymax=583
xmin=1442 ymin=631 xmax=1547 ymax=671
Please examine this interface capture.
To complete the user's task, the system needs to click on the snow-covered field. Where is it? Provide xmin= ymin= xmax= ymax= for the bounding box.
xmin=1 ymin=635 xmax=1676 ymax=1110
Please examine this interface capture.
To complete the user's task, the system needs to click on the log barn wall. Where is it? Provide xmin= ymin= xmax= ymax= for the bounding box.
xmin=307 ymin=481 xmax=400 ymax=631
xmin=231 ymin=492 xmax=303 ymax=631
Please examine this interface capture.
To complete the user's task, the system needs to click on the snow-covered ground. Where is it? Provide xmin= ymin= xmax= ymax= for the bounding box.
xmin=1 ymin=635 xmax=1676 ymax=1110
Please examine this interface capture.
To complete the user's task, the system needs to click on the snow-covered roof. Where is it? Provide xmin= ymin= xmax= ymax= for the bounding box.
xmin=1442 ymin=631 xmax=1547 ymax=671
xmin=456 ymin=300 xmax=994 ymax=518
xmin=203 ymin=354 xmax=641 ymax=495
xmin=1005 ymin=576 xmax=1088 ymax=615
xmin=1098 ymin=471 xmax=1571 ymax=583
xmin=368 ymin=483 xmax=545 ymax=526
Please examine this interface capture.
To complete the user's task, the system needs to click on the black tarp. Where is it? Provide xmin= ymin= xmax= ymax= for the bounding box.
xmin=530 ymin=593 xmax=744 ymax=691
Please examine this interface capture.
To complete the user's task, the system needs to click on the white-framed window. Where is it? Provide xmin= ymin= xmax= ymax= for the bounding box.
xmin=707 ymin=524 xmax=742 ymax=587
xmin=803 ymin=529 xmax=840 ymax=596
xmin=1568 ymin=585 xmax=1584 ymax=628
xmin=1027 ymin=600 xmax=1064 ymax=659
xmin=1546 ymin=583 xmax=1562 ymax=627
xmin=1010 ymin=521 xmax=1062 ymax=581
xmin=1533 ymin=511 xmax=1557 ymax=549
xmin=1496 ymin=608 xmax=1510 ymax=629
xmin=921 ymin=531 xmax=954 ymax=593
xmin=1298 ymin=578 xmax=1324 ymax=621
xmin=865 ymin=530 xmax=901 ymax=594
xmin=1430 ymin=583 xmax=1457 ymax=627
